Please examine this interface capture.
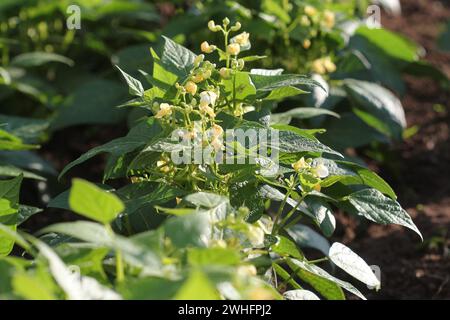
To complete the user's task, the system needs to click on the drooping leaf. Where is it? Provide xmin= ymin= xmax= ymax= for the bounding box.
xmin=329 ymin=242 xmax=380 ymax=289
xmin=344 ymin=79 xmax=406 ymax=139
xmin=287 ymin=258 xmax=366 ymax=300
xmin=345 ymin=188 xmax=422 ymax=239
xmin=11 ymin=52 xmax=74 ymax=67
xmin=59 ymin=118 xmax=161 ymax=179
xmin=287 ymin=225 xmax=330 ymax=255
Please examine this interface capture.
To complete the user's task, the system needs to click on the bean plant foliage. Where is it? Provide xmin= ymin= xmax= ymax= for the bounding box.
xmin=0 ymin=19 xmax=422 ymax=300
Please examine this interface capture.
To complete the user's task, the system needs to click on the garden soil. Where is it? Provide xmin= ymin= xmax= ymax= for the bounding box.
xmin=338 ymin=0 xmax=450 ymax=299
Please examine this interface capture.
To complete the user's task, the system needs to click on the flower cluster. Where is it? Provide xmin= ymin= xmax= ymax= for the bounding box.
xmin=292 ymin=157 xmax=329 ymax=179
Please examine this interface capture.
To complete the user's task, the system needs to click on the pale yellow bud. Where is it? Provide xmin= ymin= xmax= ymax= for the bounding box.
xmin=324 ymin=10 xmax=335 ymax=29
xmin=154 ymin=103 xmax=173 ymax=119
xmin=202 ymin=69 xmax=212 ymax=79
xmin=303 ymin=39 xmax=311 ymax=49
xmin=312 ymin=59 xmax=326 ymax=75
xmin=292 ymin=157 xmax=309 ymax=172
xmin=184 ymin=81 xmax=197 ymax=95
xmin=219 ymin=67 xmax=231 ymax=79
xmin=304 ymin=5 xmax=317 ymax=17
xmin=201 ymin=41 xmax=216 ymax=53
xmin=192 ymin=74 xmax=204 ymax=83
xmin=227 ymin=43 xmax=240 ymax=56
xmin=208 ymin=20 xmax=216 ymax=31
xmin=194 ymin=54 xmax=204 ymax=67
xmin=230 ymin=22 xmax=241 ymax=32
xmin=323 ymin=57 xmax=336 ymax=73
xmin=156 ymin=160 xmax=167 ymax=167
xmin=160 ymin=166 xmax=170 ymax=173
xmin=300 ymin=15 xmax=310 ymax=26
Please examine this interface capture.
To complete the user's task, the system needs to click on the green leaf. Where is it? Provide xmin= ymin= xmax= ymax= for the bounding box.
xmin=272 ymin=129 xmax=343 ymax=157
xmin=223 ymin=71 xmax=256 ymax=101
xmin=271 ymin=108 xmax=340 ymax=124
xmin=272 ymin=263 xmax=302 ymax=289
xmin=0 ymin=114 xmax=49 ymax=143
xmin=345 ymin=188 xmax=422 ymax=239
xmin=0 ymin=151 xmax=57 ymax=177
xmin=317 ymin=159 xmax=396 ymax=199
xmin=11 ymin=52 xmax=74 ymax=67
xmin=250 ymin=74 xmax=325 ymax=100
xmin=39 ymin=221 xmax=162 ymax=276
xmin=304 ymin=197 xmax=336 ymax=237
xmin=51 ymin=79 xmax=128 ymax=130
xmin=174 ymin=269 xmax=220 ymax=300
xmin=164 ymin=211 xmax=211 ymax=248
xmin=271 ymin=235 xmax=303 ymax=259
xmin=329 ymin=242 xmax=380 ymax=289
xmin=0 ymin=175 xmax=22 ymax=256
xmin=287 ymin=225 xmax=330 ymax=255
xmin=12 ymin=272 xmax=56 ymax=300
xmin=262 ymin=0 xmax=291 ymax=24
xmin=69 ymin=179 xmax=124 ymax=224
xmin=17 ymin=205 xmax=42 ymax=225
xmin=0 ymin=129 xmax=38 ymax=151
xmin=0 ymin=165 xmax=45 ymax=181
xmin=187 ymin=248 xmax=241 ymax=266
xmin=119 ymin=277 xmax=182 ymax=300
xmin=283 ymin=289 xmax=320 ymax=300
xmin=250 ymin=68 xmax=283 ymax=76
xmin=344 ymin=79 xmax=406 ymax=139
xmin=320 ymin=113 xmax=388 ymax=149
xmin=115 ymin=182 xmax=186 ymax=233
xmin=59 ymin=118 xmax=161 ymax=179
xmin=33 ymin=240 xmax=122 ymax=300
xmin=355 ymin=27 xmax=419 ymax=63
xmin=159 ymin=35 xmax=196 ymax=80
xmin=287 ymin=258 xmax=366 ymax=300
xmin=116 ymin=65 xmax=144 ymax=97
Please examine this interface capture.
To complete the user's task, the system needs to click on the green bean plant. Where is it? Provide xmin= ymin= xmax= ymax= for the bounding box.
xmin=162 ymin=0 xmax=449 ymax=156
xmin=0 ymin=19 xmax=422 ymax=300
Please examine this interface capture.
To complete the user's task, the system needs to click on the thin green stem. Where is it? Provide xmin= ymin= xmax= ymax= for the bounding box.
xmin=309 ymin=257 xmax=329 ymax=264
xmin=272 ymin=189 xmax=291 ymax=235
xmin=279 ymin=194 xmax=305 ymax=229
xmin=105 ymin=224 xmax=125 ymax=283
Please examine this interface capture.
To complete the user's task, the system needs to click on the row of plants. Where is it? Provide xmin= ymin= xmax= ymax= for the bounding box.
xmin=0 ymin=10 xmax=427 ymax=298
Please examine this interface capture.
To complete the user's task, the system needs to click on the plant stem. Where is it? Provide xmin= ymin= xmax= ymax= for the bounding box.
xmin=105 ymin=224 xmax=125 ymax=283
xmin=272 ymin=189 xmax=291 ymax=235
xmin=309 ymin=257 xmax=329 ymax=264
xmin=115 ymin=250 xmax=125 ymax=283
xmin=279 ymin=194 xmax=305 ymax=229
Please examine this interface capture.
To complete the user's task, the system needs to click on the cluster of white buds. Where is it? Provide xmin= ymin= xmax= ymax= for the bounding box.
xmin=292 ymin=157 xmax=329 ymax=179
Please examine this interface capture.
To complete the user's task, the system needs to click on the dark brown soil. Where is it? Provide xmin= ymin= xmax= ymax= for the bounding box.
xmin=338 ymin=0 xmax=450 ymax=300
